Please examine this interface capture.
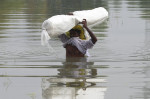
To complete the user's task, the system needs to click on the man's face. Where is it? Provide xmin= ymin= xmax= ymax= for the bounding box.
xmin=70 ymin=30 xmax=80 ymax=38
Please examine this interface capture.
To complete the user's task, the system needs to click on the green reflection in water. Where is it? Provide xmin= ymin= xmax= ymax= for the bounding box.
xmin=126 ymin=0 xmax=150 ymax=20
xmin=139 ymin=0 xmax=150 ymax=20
xmin=0 ymin=0 xmax=109 ymax=45
xmin=0 ymin=0 xmax=24 ymax=25
xmin=45 ymin=0 xmax=108 ymax=15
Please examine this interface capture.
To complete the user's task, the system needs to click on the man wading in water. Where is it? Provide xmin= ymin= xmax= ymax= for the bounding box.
xmin=59 ymin=19 xmax=97 ymax=57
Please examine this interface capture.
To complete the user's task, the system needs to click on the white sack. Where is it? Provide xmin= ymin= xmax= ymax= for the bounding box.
xmin=73 ymin=7 xmax=108 ymax=28
xmin=41 ymin=7 xmax=108 ymax=46
xmin=41 ymin=15 xmax=82 ymax=46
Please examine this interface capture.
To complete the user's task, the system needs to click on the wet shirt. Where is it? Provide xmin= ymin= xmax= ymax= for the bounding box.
xmin=59 ymin=34 xmax=94 ymax=55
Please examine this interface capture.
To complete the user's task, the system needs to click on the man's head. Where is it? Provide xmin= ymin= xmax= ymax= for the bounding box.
xmin=69 ymin=29 xmax=81 ymax=38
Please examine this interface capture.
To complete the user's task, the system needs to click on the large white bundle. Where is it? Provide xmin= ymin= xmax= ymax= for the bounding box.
xmin=41 ymin=15 xmax=81 ymax=46
xmin=41 ymin=7 xmax=108 ymax=46
xmin=42 ymin=15 xmax=82 ymax=38
xmin=73 ymin=7 xmax=108 ymax=28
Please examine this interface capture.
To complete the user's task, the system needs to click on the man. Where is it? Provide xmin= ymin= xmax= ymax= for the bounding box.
xmin=59 ymin=19 xmax=97 ymax=57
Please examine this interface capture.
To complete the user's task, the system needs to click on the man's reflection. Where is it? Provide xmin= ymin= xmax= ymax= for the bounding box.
xmin=42 ymin=57 xmax=106 ymax=99
xmin=58 ymin=57 xmax=96 ymax=78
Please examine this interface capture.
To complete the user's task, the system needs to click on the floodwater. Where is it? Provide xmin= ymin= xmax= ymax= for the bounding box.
xmin=0 ymin=0 xmax=150 ymax=99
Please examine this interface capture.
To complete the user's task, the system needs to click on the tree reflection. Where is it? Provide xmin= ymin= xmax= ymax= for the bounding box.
xmin=0 ymin=0 xmax=109 ymax=35
xmin=126 ymin=0 xmax=150 ymax=20
xmin=0 ymin=0 xmax=25 ymax=24
xmin=138 ymin=0 xmax=150 ymax=20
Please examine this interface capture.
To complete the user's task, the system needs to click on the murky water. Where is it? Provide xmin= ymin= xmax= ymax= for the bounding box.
xmin=0 ymin=0 xmax=150 ymax=99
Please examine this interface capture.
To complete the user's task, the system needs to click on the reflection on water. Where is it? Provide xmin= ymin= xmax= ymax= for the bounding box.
xmin=42 ymin=57 xmax=106 ymax=99
xmin=0 ymin=0 xmax=150 ymax=99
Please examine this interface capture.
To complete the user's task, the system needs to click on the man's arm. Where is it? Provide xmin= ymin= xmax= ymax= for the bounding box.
xmin=82 ymin=19 xmax=97 ymax=44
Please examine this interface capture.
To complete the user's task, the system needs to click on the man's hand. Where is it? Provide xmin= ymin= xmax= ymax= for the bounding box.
xmin=81 ymin=19 xmax=87 ymax=28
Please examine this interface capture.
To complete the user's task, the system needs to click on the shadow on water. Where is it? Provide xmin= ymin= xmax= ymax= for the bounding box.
xmin=42 ymin=57 xmax=107 ymax=99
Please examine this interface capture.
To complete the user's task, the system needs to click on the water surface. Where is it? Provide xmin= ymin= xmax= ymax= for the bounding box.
xmin=0 ymin=0 xmax=150 ymax=99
